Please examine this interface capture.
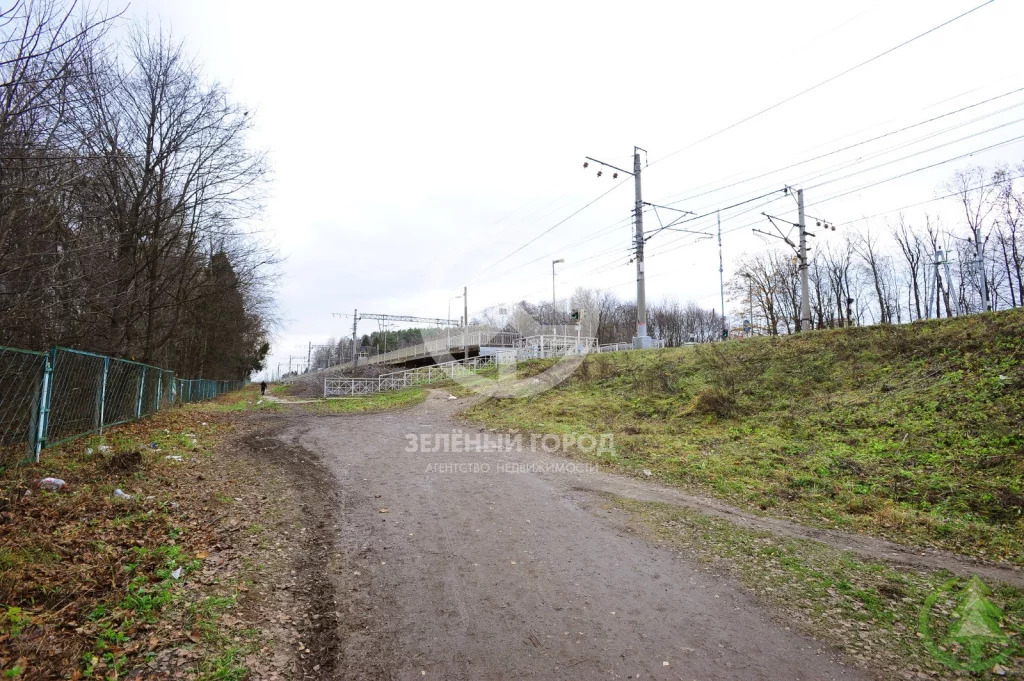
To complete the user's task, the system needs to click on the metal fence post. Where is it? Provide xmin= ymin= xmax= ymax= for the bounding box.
xmin=33 ymin=350 xmax=55 ymax=462
xmin=98 ymin=356 xmax=109 ymax=434
xmin=156 ymin=371 xmax=162 ymax=412
xmin=136 ymin=366 xmax=146 ymax=419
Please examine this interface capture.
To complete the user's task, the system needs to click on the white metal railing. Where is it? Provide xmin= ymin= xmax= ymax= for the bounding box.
xmin=514 ymin=335 xmax=598 ymax=360
xmin=317 ymin=328 xmax=672 ymax=395
xmin=598 ymin=338 xmax=669 ymax=353
xmin=321 ymin=377 xmax=381 ymax=396
xmin=322 ymin=337 xmax=597 ymax=398
xmin=324 ymin=355 xmax=498 ymax=397
xmin=362 ymin=328 xmax=522 ymax=366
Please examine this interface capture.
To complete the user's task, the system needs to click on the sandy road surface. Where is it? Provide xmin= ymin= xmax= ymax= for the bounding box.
xmin=266 ymin=393 xmax=870 ymax=681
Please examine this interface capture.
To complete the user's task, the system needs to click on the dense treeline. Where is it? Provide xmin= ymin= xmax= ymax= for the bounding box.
xmin=308 ymin=329 xmax=429 ymax=370
xmin=731 ymin=165 xmax=1023 ymax=334
xmin=0 ymin=1 xmax=273 ymax=379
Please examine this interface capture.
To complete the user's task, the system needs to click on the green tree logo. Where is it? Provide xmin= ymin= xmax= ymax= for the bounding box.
xmin=919 ymin=576 xmax=1018 ymax=672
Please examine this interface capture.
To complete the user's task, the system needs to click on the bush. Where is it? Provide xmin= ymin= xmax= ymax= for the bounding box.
xmin=684 ymin=388 xmax=739 ymax=419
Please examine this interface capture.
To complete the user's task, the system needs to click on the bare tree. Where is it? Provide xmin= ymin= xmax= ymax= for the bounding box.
xmin=947 ymin=166 xmax=999 ymax=311
xmin=994 ymin=166 xmax=1023 ymax=306
xmin=0 ymin=5 xmax=274 ymax=380
xmin=890 ymin=215 xmax=926 ymax=320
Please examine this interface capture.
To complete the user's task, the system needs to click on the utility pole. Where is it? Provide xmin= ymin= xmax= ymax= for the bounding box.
xmin=936 ymin=248 xmax=961 ymax=316
xmin=972 ymin=230 xmax=990 ymax=311
xmin=352 ymin=308 xmax=359 ymax=368
xmin=632 ymin=149 xmax=648 ymax=346
xmin=797 ymin=188 xmax=812 ymax=331
xmin=717 ymin=211 xmax=726 ymax=340
xmin=755 ymin=187 xmax=830 ymax=333
xmin=744 ymin=273 xmax=754 ymax=337
xmin=944 ymin=254 xmax=960 ymax=316
xmin=307 ymin=342 xmax=312 ymax=369
xmin=463 ymin=285 xmax=468 ymax=358
xmin=584 ymin=146 xmax=651 ymax=348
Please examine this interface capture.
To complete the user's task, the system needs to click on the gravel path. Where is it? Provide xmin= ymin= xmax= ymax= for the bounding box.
xmin=272 ymin=392 xmax=868 ymax=680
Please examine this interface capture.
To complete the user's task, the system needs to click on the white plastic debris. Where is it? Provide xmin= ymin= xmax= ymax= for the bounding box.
xmin=112 ymin=488 xmax=132 ymax=500
xmin=642 ymin=469 xmax=652 ymax=478
xmin=165 ymin=455 xmax=183 ymax=462
xmin=98 ymin=445 xmax=111 ymax=453
xmin=201 ymin=422 xmax=208 ymax=426
xmin=447 ymin=394 xmax=457 ymax=400
xmin=998 ymin=374 xmax=1009 ymax=382
xmin=39 ymin=477 xmax=66 ymax=490
xmin=170 ymin=567 xmax=183 ymax=580
xmin=85 ymin=447 xmax=93 ymax=455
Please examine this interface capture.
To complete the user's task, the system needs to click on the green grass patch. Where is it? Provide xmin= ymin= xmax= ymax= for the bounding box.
xmin=608 ymin=494 xmax=1023 ymax=678
xmin=462 ymin=309 xmax=1024 ymax=563
xmin=213 ymin=388 xmax=282 ymax=412
xmin=305 ymin=386 xmax=428 ymax=414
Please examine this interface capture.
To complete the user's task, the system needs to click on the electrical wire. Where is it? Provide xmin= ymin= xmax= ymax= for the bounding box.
xmin=832 ymin=171 xmax=1024 ymax=227
xmin=650 ymin=0 xmax=997 ymax=166
xmin=467 ymin=177 xmax=630 ymax=284
xmin=651 ymin=85 xmax=1024 ymax=209
xmin=639 ymin=124 xmax=1024 ymax=259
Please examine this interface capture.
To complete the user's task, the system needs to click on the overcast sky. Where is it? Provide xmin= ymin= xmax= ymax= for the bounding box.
xmin=127 ymin=0 xmax=1024 ymax=378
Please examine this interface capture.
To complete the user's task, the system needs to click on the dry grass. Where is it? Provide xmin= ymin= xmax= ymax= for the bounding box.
xmin=0 ymin=390 xmax=259 ymax=679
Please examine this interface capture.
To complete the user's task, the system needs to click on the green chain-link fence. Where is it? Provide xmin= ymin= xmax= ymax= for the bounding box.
xmin=0 ymin=345 xmax=244 ymax=468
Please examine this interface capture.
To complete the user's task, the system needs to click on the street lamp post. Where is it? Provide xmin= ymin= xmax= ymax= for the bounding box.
xmin=552 ymin=258 xmax=564 ymax=311
xmin=448 ymin=294 xmax=463 ymax=352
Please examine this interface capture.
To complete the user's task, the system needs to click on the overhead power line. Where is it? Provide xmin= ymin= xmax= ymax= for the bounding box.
xmin=653 ymin=85 xmax=1024 ymax=209
xmin=644 ymin=126 xmax=1024 ymax=260
xmin=804 ymin=118 xmax=1024 ymax=191
xmin=809 ymin=131 xmax=1024 ymax=202
xmin=468 ymin=178 xmax=630 ymax=284
xmin=650 ymin=0 xmax=998 ymax=166
xmin=834 ymin=171 xmax=1024 ymax=227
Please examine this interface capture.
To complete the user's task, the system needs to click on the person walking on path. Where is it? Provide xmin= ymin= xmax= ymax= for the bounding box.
xmin=260 ymin=381 xmax=267 ymax=396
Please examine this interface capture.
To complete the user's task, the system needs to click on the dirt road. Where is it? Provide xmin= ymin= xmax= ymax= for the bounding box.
xmin=264 ymin=392 xmax=871 ymax=681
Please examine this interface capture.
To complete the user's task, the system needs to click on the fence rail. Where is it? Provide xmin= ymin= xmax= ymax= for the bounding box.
xmin=0 ymin=345 xmax=244 ymax=467
xmin=361 ymin=328 xmax=523 ymax=366
xmin=322 ymin=336 xmax=601 ymax=397
xmin=324 ymin=355 xmax=498 ymax=397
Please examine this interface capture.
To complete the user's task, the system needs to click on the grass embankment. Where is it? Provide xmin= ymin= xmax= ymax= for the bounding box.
xmin=463 ymin=309 xmax=1024 ymax=563
xmin=0 ymin=387 xmax=276 ymax=679
xmin=283 ymin=378 xmax=480 ymax=415
xmin=301 ymin=386 xmax=429 ymax=414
